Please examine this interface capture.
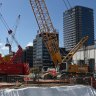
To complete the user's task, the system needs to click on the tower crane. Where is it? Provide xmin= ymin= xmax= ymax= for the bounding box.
xmin=0 ymin=12 xmax=12 ymax=53
xmin=5 ymin=15 xmax=20 ymax=54
xmin=0 ymin=12 xmax=22 ymax=63
xmin=8 ymin=31 xmax=23 ymax=64
xmin=5 ymin=37 xmax=12 ymax=54
xmin=6 ymin=19 xmax=23 ymax=64
xmin=30 ymin=0 xmax=88 ymax=68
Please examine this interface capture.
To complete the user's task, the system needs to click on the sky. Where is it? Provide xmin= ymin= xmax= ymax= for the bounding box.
xmin=0 ymin=0 xmax=96 ymax=55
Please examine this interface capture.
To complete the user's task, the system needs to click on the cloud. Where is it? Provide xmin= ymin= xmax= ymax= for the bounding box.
xmin=0 ymin=43 xmax=3 ymax=46
xmin=0 ymin=42 xmax=9 ymax=56
xmin=26 ymin=42 xmax=33 ymax=46
xmin=0 ymin=42 xmax=8 ymax=50
xmin=1 ymin=46 xmax=9 ymax=50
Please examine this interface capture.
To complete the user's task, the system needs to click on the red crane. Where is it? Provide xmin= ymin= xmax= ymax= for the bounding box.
xmin=0 ymin=12 xmax=29 ymax=75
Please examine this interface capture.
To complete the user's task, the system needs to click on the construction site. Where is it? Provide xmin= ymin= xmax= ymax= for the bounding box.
xmin=0 ymin=0 xmax=96 ymax=96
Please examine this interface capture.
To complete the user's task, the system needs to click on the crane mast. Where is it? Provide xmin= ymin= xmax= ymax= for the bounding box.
xmin=5 ymin=37 xmax=12 ymax=54
xmin=30 ymin=0 xmax=62 ymax=65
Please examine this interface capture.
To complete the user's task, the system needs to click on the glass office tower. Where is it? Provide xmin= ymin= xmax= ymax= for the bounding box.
xmin=33 ymin=33 xmax=59 ymax=69
xmin=63 ymin=6 xmax=94 ymax=51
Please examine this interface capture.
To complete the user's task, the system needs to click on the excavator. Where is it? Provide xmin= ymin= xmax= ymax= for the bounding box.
xmin=29 ymin=0 xmax=89 ymax=74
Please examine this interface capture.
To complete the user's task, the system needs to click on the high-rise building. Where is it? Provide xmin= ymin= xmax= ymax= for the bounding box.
xmin=63 ymin=6 xmax=94 ymax=51
xmin=33 ymin=32 xmax=59 ymax=70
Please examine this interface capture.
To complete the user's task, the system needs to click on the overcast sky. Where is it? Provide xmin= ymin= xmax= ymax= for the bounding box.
xmin=0 ymin=0 xmax=96 ymax=55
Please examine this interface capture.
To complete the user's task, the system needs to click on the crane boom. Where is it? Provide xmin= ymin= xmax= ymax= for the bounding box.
xmin=8 ymin=29 xmax=23 ymax=64
xmin=30 ymin=0 xmax=54 ymax=33
xmin=62 ymin=36 xmax=88 ymax=63
xmin=30 ymin=0 xmax=62 ymax=65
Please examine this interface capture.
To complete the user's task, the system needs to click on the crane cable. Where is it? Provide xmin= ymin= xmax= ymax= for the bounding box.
xmin=0 ymin=12 xmax=10 ymax=31
xmin=0 ymin=11 xmax=20 ymax=48
xmin=66 ymin=0 xmax=72 ymax=8
xmin=10 ymin=15 xmax=20 ymax=46
xmin=62 ymin=0 xmax=72 ymax=9
xmin=62 ymin=0 xmax=73 ymax=18
xmin=62 ymin=0 xmax=69 ymax=10
xmin=0 ymin=3 xmax=10 ymax=31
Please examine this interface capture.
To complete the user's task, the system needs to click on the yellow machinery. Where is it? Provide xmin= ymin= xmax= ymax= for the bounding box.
xmin=68 ymin=64 xmax=89 ymax=73
xmin=62 ymin=36 xmax=88 ymax=63
xmin=29 ymin=0 xmax=89 ymax=73
xmin=29 ymin=0 xmax=62 ymax=66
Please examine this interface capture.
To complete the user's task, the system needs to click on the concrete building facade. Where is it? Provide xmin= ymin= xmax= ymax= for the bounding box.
xmin=73 ymin=45 xmax=96 ymax=72
xmin=63 ymin=6 xmax=94 ymax=51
